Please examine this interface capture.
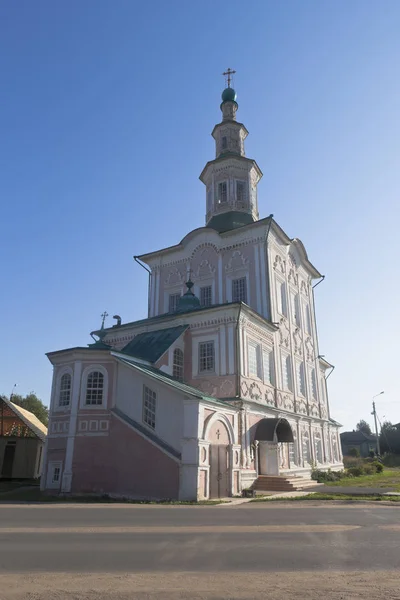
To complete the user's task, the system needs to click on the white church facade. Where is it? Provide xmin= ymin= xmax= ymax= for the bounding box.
xmin=42 ymin=79 xmax=343 ymax=500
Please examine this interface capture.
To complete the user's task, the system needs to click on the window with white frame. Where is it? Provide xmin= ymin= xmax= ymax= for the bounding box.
xmin=199 ymin=341 xmax=215 ymax=373
xmin=232 ymin=276 xmax=247 ymax=303
xmin=296 ymin=362 xmax=306 ymax=396
xmin=172 ymin=348 xmax=184 ymax=382
xmin=59 ymin=373 xmax=71 ymax=407
xmin=289 ymin=438 xmax=297 ymax=466
xmin=236 ymin=180 xmax=246 ymax=203
xmin=310 ymin=368 xmax=317 ymax=400
xmin=291 ymin=293 xmax=301 ymax=327
xmin=85 ymin=371 xmax=104 ymax=406
xmin=248 ymin=343 xmax=261 ymax=378
xmin=282 ymin=354 xmax=293 ymax=391
xmin=277 ymin=281 xmax=288 ymax=317
xmin=143 ymin=385 xmax=156 ymax=429
xmin=304 ymin=303 xmax=312 ymax=334
xmin=169 ymin=293 xmax=181 ymax=313
xmin=302 ymin=432 xmax=311 ymax=466
xmin=218 ymin=181 xmax=227 ymax=203
xmin=314 ymin=432 xmax=323 ymax=463
xmin=262 ymin=348 xmax=274 ymax=385
xmin=200 ymin=285 xmax=212 ymax=307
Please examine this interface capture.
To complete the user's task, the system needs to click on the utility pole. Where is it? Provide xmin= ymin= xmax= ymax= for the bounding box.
xmin=371 ymin=391 xmax=384 ymax=457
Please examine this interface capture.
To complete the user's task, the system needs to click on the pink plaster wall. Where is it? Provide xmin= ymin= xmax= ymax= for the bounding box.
xmin=71 ymin=414 xmax=180 ymax=499
xmin=207 ymin=420 xmax=230 ymax=444
xmin=186 ymin=374 xmax=236 ymax=398
xmin=155 ymin=352 xmax=169 ymax=369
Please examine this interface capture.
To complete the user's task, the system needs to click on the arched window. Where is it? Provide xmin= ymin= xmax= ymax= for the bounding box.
xmin=173 ymin=348 xmax=184 ymax=382
xmin=85 ymin=371 xmax=104 ymax=405
xmin=59 ymin=373 xmax=71 ymax=407
xmin=314 ymin=432 xmax=323 ymax=463
xmin=302 ymin=432 xmax=311 ymax=466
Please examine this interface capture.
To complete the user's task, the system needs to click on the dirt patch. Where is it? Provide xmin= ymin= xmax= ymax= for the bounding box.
xmin=0 ymin=571 xmax=399 ymax=600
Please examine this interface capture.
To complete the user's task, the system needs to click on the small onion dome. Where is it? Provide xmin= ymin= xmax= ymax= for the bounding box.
xmin=176 ymin=280 xmax=201 ymax=312
xmin=221 ymin=87 xmax=237 ymax=103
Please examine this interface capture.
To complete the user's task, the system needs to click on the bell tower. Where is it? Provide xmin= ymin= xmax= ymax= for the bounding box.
xmin=200 ymin=70 xmax=263 ymax=233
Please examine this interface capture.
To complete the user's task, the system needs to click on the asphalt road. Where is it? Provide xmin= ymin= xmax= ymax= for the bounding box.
xmin=0 ymin=502 xmax=399 ymax=599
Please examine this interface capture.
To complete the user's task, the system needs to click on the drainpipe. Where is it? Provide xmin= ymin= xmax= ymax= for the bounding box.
xmin=263 ymin=214 xmax=274 ymax=318
xmin=134 ymin=256 xmax=152 ymax=317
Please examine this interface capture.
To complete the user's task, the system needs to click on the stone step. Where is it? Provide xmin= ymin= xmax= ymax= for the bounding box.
xmin=252 ymin=475 xmax=322 ymax=492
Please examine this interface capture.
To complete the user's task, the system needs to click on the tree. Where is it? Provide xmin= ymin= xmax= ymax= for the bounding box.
xmin=356 ymin=420 xmax=372 ymax=435
xmin=9 ymin=392 xmax=49 ymax=426
xmin=379 ymin=421 xmax=400 ymax=455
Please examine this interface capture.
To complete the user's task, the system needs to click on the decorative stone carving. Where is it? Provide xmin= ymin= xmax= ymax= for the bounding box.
xmin=300 ymin=280 xmax=309 ymax=296
xmin=225 ymin=250 xmax=249 ymax=273
xmin=297 ymin=400 xmax=308 ymax=415
xmin=220 ymin=379 xmax=235 ymax=397
xmin=273 ymin=254 xmax=286 ymax=273
xmin=165 ymin=268 xmax=184 ymax=287
xmin=281 ymin=394 xmax=294 ymax=412
xmin=305 ymin=337 xmax=314 ymax=362
xmin=195 ymin=259 xmax=216 ymax=280
xmin=264 ymin=388 xmax=276 ymax=406
xmin=310 ymin=404 xmax=319 ymax=417
xmin=293 ymin=328 xmax=303 ymax=356
xmin=288 ymin=267 xmax=298 ymax=286
xmin=288 ymin=254 xmax=297 ymax=268
xmin=279 ymin=318 xmax=290 ymax=348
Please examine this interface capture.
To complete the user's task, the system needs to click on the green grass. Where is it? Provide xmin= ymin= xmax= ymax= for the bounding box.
xmin=251 ymin=493 xmax=400 ymax=503
xmin=324 ymin=468 xmax=400 ymax=491
xmin=0 ymin=486 xmax=223 ymax=505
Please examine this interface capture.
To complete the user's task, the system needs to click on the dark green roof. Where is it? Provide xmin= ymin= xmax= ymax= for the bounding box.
xmin=207 ymin=211 xmax=255 ymax=233
xmin=221 ymin=87 xmax=237 ymax=102
xmin=121 ymin=325 xmax=188 ymax=363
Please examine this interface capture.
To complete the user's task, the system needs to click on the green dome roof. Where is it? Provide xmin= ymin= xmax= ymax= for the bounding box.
xmin=221 ymin=87 xmax=237 ymax=103
xmin=176 ymin=281 xmax=201 ymax=312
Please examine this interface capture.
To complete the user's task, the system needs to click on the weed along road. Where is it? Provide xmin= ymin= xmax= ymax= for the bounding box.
xmin=0 ymin=502 xmax=400 ymax=599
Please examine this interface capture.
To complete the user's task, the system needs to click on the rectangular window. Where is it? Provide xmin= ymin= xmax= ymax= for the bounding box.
xmin=278 ymin=282 xmax=288 ymax=317
xmin=304 ymin=303 xmax=312 ymax=334
xmin=200 ymin=285 xmax=212 ymax=307
xmin=52 ymin=466 xmax=60 ymax=483
xmin=291 ymin=294 xmax=301 ymax=327
xmin=143 ymin=385 xmax=156 ymax=429
xmin=221 ymin=136 xmax=227 ymax=150
xmin=282 ymin=354 xmax=293 ymax=391
xmin=199 ymin=341 xmax=215 ymax=373
xmin=263 ymin=349 xmax=274 ymax=384
xmin=218 ymin=181 xmax=227 ymax=203
xmin=236 ymin=181 xmax=246 ymax=203
xmin=296 ymin=362 xmax=306 ymax=396
xmin=232 ymin=277 xmax=247 ymax=303
xmin=248 ymin=343 xmax=261 ymax=378
xmin=311 ymin=368 xmax=317 ymax=400
xmin=168 ymin=293 xmax=181 ymax=313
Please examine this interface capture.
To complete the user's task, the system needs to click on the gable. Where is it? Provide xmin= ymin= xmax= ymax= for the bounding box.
xmin=121 ymin=325 xmax=188 ymax=363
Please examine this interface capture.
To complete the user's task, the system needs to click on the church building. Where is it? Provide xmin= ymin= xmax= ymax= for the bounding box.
xmin=42 ymin=75 xmax=343 ymax=500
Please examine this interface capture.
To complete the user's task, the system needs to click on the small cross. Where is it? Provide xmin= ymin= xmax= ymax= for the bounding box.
xmin=216 ymin=429 xmax=221 ymax=440
xmin=100 ymin=311 xmax=109 ymax=329
xmin=223 ymin=68 xmax=236 ymax=88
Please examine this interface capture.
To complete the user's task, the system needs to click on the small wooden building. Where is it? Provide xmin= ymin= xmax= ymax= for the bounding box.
xmin=0 ymin=396 xmax=47 ymax=479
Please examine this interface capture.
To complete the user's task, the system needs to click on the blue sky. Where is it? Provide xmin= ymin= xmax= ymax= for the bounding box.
xmin=1 ymin=1 xmax=399 ymax=431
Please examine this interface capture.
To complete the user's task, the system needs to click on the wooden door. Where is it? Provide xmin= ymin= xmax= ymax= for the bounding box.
xmin=209 ymin=445 xmax=229 ymax=498
xmin=1 ymin=444 xmax=16 ymax=478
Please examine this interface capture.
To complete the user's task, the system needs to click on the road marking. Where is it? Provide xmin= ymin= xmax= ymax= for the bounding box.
xmin=0 ymin=524 xmax=361 ymax=534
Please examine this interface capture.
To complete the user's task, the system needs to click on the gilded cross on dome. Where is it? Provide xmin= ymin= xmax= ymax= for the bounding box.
xmin=223 ymin=68 xmax=236 ymax=88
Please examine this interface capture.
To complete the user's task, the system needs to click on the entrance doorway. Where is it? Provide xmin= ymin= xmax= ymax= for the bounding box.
xmin=1 ymin=442 xmax=16 ymax=478
xmin=209 ymin=444 xmax=229 ymax=498
xmin=254 ymin=418 xmax=294 ymax=476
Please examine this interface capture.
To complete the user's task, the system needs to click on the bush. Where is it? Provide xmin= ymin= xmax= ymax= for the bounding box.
xmin=343 ymin=456 xmax=363 ymax=469
xmin=363 ymin=464 xmax=375 ymax=475
xmin=348 ymin=447 xmax=360 ymax=458
xmin=311 ymin=468 xmax=344 ymax=483
xmin=347 ymin=466 xmax=364 ymax=477
xmin=372 ymin=461 xmax=384 ymax=473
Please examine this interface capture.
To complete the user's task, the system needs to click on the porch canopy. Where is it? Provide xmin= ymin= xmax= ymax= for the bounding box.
xmin=254 ymin=418 xmax=294 ymax=443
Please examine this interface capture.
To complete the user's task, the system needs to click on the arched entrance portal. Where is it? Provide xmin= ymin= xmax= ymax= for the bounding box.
xmin=254 ymin=418 xmax=294 ymax=476
xmin=207 ymin=419 xmax=230 ymax=499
